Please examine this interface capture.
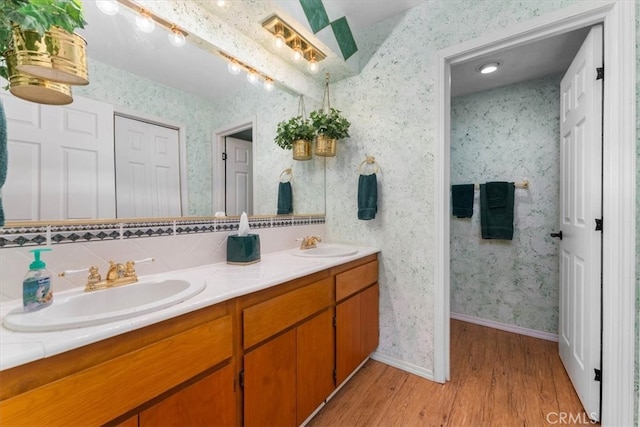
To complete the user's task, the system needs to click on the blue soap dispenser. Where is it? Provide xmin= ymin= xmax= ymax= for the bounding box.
xmin=23 ymin=248 xmax=53 ymax=312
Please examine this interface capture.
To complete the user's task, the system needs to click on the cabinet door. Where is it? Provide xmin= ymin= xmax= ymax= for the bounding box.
xmin=361 ymin=283 xmax=380 ymax=357
xmin=139 ymin=363 xmax=235 ymax=427
xmin=336 ymin=294 xmax=362 ymax=385
xmin=297 ymin=309 xmax=335 ymax=424
xmin=244 ymin=329 xmax=297 ymax=426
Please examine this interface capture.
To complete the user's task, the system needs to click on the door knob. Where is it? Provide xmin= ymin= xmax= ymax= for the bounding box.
xmin=550 ymin=231 xmax=563 ymax=240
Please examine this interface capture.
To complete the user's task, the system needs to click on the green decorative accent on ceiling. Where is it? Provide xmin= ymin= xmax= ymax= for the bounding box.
xmin=331 ymin=17 xmax=358 ymax=61
xmin=299 ymin=0 xmax=330 ymax=33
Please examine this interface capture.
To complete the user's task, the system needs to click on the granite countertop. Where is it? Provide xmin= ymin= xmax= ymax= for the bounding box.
xmin=0 ymin=245 xmax=379 ymax=371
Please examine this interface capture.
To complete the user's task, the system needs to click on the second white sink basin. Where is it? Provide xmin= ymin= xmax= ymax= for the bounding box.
xmin=3 ymin=278 xmax=205 ymax=332
xmin=291 ymin=243 xmax=358 ymax=258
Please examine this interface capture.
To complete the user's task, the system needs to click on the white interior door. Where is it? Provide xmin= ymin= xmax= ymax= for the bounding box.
xmin=1 ymin=93 xmax=115 ymax=220
xmin=115 ymin=116 xmax=181 ymax=218
xmin=224 ymin=136 xmax=252 ymax=216
xmin=558 ymin=25 xmax=602 ymax=421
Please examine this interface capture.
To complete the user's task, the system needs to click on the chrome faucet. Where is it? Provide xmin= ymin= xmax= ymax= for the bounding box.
xmin=299 ymin=236 xmax=321 ymax=250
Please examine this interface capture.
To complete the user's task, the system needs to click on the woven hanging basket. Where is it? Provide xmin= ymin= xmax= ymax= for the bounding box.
xmin=315 ymin=134 xmax=336 ymax=157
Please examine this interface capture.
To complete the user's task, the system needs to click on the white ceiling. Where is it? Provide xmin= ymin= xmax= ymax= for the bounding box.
xmin=79 ymin=1 xmax=591 ymax=102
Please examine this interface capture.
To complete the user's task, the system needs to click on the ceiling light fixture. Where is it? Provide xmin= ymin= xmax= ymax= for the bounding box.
xmin=96 ymin=0 xmax=119 ymax=15
xmin=478 ymin=61 xmax=501 ymax=74
xmin=273 ymin=24 xmax=286 ymax=49
xmin=262 ymin=15 xmax=326 ymax=74
xmin=291 ymin=39 xmax=304 ymax=62
xmin=168 ymin=25 xmax=186 ymax=47
xmin=307 ymin=54 xmax=319 ymax=74
xmin=135 ymin=9 xmax=155 ymax=33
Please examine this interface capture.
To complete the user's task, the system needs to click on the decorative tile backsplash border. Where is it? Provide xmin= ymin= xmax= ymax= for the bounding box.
xmin=0 ymin=216 xmax=325 ymax=249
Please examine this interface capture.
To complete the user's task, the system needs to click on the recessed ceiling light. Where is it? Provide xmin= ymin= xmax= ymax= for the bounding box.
xmin=478 ymin=61 xmax=501 ymax=74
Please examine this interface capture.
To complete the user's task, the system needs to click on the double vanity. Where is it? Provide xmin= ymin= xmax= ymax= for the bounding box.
xmin=0 ymin=244 xmax=379 ymax=426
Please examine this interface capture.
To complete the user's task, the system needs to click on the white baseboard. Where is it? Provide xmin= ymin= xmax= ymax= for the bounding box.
xmin=370 ymin=351 xmax=434 ymax=381
xmin=451 ymin=312 xmax=559 ymax=342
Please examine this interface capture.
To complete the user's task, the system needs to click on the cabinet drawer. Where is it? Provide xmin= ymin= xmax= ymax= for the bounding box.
xmin=243 ymin=278 xmax=332 ymax=349
xmin=336 ymin=260 xmax=378 ymax=301
xmin=0 ymin=314 xmax=232 ymax=426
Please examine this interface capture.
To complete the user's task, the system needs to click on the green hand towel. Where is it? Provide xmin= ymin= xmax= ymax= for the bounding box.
xmin=358 ymin=173 xmax=377 ymax=220
xmin=452 ymin=184 xmax=474 ymax=218
xmin=480 ymin=182 xmax=514 ymax=240
xmin=277 ymin=181 xmax=293 ymax=214
xmin=0 ymin=99 xmax=6 ymax=226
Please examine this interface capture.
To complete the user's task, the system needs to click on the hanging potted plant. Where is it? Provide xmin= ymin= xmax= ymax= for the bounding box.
xmin=310 ymin=107 xmax=351 ymax=157
xmin=310 ymin=73 xmax=351 ymax=157
xmin=274 ymin=115 xmax=315 ymax=161
xmin=1 ymin=0 xmax=87 ymax=105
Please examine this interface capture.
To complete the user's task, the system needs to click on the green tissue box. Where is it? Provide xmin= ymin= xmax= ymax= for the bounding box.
xmin=227 ymin=234 xmax=261 ymax=265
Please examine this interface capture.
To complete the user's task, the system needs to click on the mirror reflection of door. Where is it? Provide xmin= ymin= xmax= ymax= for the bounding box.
xmin=224 ymin=129 xmax=253 ymax=216
xmin=114 ymin=115 xmax=181 ymax=218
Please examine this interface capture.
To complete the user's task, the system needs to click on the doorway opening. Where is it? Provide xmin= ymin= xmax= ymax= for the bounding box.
xmin=213 ymin=120 xmax=256 ymax=216
xmin=434 ymin=2 xmax=636 ymax=425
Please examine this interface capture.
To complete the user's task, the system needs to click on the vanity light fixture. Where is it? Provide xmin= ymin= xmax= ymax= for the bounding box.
xmin=220 ymin=51 xmax=276 ymax=93
xmin=227 ymin=60 xmax=242 ymax=75
xmin=135 ymin=9 xmax=155 ymax=33
xmin=478 ymin=61 xmax=501 ymax=74
xmin=262 ymin=15 xmax=326 ymax=72
xmin=216 ymin=0 xmax=229 ymax=11
xmin=111 ymin=1 xmax=190 ymax=47
xmin=96 ymin=0 xmax=119 ymax=15
xmin=168 ymin=24 xmax=186 ymax=47
xmin=246 ymin=70 xmax=259 ymax=84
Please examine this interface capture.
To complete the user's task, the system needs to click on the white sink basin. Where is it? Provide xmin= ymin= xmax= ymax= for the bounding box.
xmin=3 ymin=279 xmax=205 ymax=332
xmin=291 ymin=243 xmax=358 ymax=258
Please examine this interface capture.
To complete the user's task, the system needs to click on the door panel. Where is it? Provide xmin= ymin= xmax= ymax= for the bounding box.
xmin=225 ymin=136 xmax=252 ymax=216
xmin=558 ymin=24 xmax=602 ymax=421
xmin=115 ymin=116 xmax=181 ymax=218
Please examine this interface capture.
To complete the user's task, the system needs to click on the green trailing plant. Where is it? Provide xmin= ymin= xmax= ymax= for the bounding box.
xmin=0 ymin=0 xmax=86 ymax=80
xmin=309 ymin=107 xmax=351 ymax=140
xmin=274 ymin=115 xmax=315 ymax=150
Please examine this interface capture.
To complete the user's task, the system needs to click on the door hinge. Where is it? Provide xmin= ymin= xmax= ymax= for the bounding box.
xmin=596 ymin=67 xmax=604 ymax=80
xmin=332 ymin=368 xmax=337 ymax=384
xmin=595 ymin=218 xmax=603 ymax=231
xmin=594 ymin=368 xmax=601 ymax=382
xmin=222 ymin=152 xmax=228 ymax=161
xmin=239 ymin=370 xmax=244 ymax=389
xmin=333 ymin=316 xmax=337 ymax=327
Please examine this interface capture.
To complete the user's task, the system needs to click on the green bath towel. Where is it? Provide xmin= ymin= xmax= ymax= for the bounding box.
xmin=277 ymin=181 xmax=293 ymax=214
xmin=452 ymin=184 xmax=474 ymax=218
xmin=480 ymin=182 xmax=514 ymax=240
xmin=0 ymin=99 xmax=6 ymax=226
xmin=358 ymin=173 xmax=377 ymax=220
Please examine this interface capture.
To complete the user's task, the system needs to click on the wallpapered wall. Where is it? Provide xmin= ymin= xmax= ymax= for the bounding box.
xmin=322 ymin=0 xmax=637 ymax=418
xmin=76 ymin=60 xmax=326 ymax=216
xmin=450 ymin=74 xmax=562 ymax=334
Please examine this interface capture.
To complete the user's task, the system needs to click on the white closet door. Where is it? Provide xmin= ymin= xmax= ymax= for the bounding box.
xmin=115 ymin=116 xmax=181 ymax=218
xmin=1 ymin=93 xmax=115 ymax=221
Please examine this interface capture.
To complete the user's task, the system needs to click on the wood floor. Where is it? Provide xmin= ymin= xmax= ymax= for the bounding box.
xmin=308 ymin=319 xmax=593 ymax=426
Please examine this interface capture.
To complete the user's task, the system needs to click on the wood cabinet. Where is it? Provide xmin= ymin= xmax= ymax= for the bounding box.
xmin=0 ymin=253 xmax=379 ymax=427
xmin=335 ymin=260 xmax=380 ymax=385
xmin=242 ymin=277 xmax=334 ymax=426
xmin=140 ymin=363 xmax=236 ymax=427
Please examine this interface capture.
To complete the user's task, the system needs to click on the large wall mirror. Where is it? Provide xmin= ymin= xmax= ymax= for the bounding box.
xmin=1 ymin=0 xmax=326 ymax=223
